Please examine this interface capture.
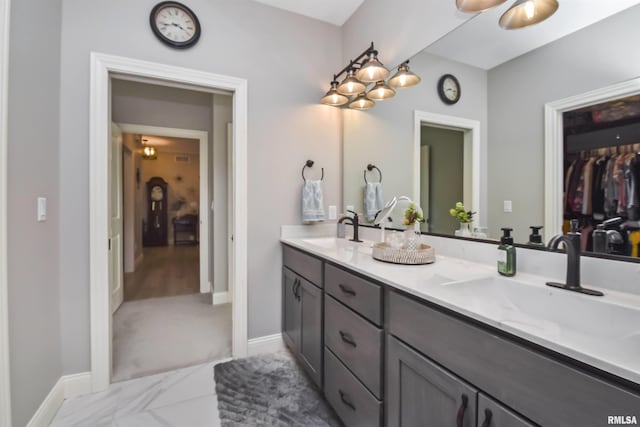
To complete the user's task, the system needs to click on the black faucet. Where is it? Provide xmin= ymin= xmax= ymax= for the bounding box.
xmin=546 ymin=219 xmax=603 ymax=296
xmin=338 ymin=210 xmax=362 ymax=242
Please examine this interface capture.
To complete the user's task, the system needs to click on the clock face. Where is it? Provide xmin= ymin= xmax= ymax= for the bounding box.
xmin=437 ymin=74 xmax=461 ymax=105
xmin=150 ymin=2 xmax=201 ymax=49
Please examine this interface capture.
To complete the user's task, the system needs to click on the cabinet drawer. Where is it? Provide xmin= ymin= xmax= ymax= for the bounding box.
xmin=478 ymin=393 xmax=536 ymax=427
xmin=388 ymin=291 xmax=640 ymax=427
xmin=325 ymin=295 xmax=383 ymax=398
xmin=325 ymin=263 xmax=382 ymax=325
xmin=283 ymin=245 xmax=323 ymax=286
xmin=325 ymin=348 xmax=382 ymax=427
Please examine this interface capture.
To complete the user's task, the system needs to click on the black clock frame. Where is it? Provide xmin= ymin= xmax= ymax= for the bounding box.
xmin=437 ymin=74 xmax=461 ymax=105
xmin=149 ymin=1 xmax=201 ymax=49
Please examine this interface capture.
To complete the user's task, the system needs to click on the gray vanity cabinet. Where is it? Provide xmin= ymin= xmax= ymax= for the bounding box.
xmin=387 ymin=335 xmax=477 ymax=427
xmin=282 ymin=245 xmax=324 ymax=388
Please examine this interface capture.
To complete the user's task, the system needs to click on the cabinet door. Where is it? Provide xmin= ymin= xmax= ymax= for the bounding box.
xmin=477 ymin=394 xmax=536 ymax=427
xmin=299 ymin=278 xmax=323 ymax=388
xmin=282 ymin=267 xmax=300 ymax=352
xmin=387 ymin=335 xmax=477 ymax=427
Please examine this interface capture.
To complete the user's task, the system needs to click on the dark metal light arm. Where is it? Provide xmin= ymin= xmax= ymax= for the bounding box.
xmin=332 ymin=42 xmax=375 ymax=81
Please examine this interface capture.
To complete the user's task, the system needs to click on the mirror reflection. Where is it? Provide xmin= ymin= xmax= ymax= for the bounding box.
xmin=343 ymin=1 xmax=640 ymax=260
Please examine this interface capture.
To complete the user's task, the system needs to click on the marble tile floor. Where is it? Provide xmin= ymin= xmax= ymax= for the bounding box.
xmin=50 ymin=359 xmax=229 ymax=426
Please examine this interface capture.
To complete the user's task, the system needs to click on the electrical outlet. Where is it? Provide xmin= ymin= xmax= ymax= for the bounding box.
xmin=328 ymin=205 xmax=337 ymax=220
xmin=37 ymin=197 xmax=47 ymax=222
xmin=503 ymin=200 xmax=513 ymax=213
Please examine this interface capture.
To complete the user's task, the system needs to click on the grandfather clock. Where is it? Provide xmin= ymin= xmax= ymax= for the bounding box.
xmin=144 ymin=177 xmax=168 ymax=246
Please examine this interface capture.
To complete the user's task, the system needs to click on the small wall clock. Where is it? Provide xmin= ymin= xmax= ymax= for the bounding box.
xmin=150 ymin=1 xmax=201 ymax=49
xmin=437 ymin=74 xmax=461 ymax=105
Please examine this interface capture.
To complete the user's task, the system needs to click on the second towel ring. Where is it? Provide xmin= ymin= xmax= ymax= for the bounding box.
xmin=364 ymin=164 xmax=382 ymax=184
xmin=302 ymin=159 xmax=324 ymax=182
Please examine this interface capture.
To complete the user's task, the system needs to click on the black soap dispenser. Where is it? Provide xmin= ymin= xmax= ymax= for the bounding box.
xmin=528 ymin=226 xmax=545 ymax=247
xmin=498 ymin=227 xmax=516 ymax=277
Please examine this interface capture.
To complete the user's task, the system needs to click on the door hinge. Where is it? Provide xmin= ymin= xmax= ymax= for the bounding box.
xmin=231 ymin=234 xmax=234 ymax=242
xmin=108 ymin=238 xmax=111 ymax=250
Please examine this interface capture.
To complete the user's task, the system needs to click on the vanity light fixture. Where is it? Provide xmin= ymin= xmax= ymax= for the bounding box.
xmin=366 ymin=80 xmax=396 ymax=101
xmin=456 ymin=0 xmax=507 ymax=13
xmin=321 ymin=42 xmax=420 ymax=110
xmin=320 ymin=80 xmax=349 ymax=106
xmin=499 ymin=0 xmax=559 ymax=30
xmin=349 ymin=93 xmax=375 ymax=110
xmin=388 ymin=61 xmax=422 ymax=88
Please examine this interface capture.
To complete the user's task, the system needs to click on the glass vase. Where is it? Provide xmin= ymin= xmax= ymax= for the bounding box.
xmin=455 ymin=222 xmax=472 ymax=238
xmin=404 ymin=223 xmax=420 ymax=250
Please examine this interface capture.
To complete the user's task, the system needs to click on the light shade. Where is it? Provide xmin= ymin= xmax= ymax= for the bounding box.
xmin=499 ymin=0 xmax=558 ymax=30
xmin=349 ymin=93 xmax=375 ymax=110
xmin=366 ymin=81 xmax=396 ymax=101
xmin=337 ymin=68 xmax=367 ymax=96
xmin=320 ymin=81 xmax=349 ymax=106
xmin=388 ymin=63 xmax=421 ymax=88
xmin=143 ymin=146 xmax=157 ymax=159
xmin=356 ymin=51 xmax=390 ymax=83
xmin=456 ymin=0 xmax=507 ymax=13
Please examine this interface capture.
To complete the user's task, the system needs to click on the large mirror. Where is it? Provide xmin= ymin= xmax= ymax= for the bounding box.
xmin=344 ymin=1 xmax=640 ymax=258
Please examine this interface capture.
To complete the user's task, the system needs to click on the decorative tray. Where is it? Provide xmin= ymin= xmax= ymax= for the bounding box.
xmin=372 ymin=242 xmax=435 ymax=265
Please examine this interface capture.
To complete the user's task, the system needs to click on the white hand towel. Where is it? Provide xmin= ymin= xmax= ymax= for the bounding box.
xmin=364 ymin=182 xmax=384 ymax=221
xmin=302 ymin=180 xmax=325 ymax=222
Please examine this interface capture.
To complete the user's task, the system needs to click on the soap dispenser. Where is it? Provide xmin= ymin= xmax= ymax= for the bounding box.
xmin=498 ymin=227 xmax=516 ymax=277
xmin=527 ymin=226 xmax=545 ymax=247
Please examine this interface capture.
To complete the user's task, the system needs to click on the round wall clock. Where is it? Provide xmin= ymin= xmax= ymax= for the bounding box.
xmin=437 ymin=74 xmax=461 ymax=105
xmin=150 ymin=1 xmax=201 ymax=49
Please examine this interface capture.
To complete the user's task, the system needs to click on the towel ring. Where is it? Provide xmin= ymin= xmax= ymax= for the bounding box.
xmin=302 ymin=159 xmax=324 ymax=182
xmin=364 ymin=164 xmax=382 ymax=184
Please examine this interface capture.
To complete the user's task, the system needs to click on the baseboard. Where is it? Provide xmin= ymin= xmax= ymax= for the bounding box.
xmin=212 ymin=290 xmax=231 ymax=305
xmin=247 ymin=333 xmax=285 ymax=356
xmin=26 ymin=372 xmax=92 ymax=427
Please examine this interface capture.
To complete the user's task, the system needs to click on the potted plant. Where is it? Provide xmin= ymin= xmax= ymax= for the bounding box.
xmin=403 ymin=202 xmax=424 ymax=249
xmin=449 ymin=202 xmax=475 ymax=237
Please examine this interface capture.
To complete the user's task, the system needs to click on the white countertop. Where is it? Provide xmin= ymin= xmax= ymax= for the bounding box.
xmin=281 ymin=234 xmax=640 ymax=387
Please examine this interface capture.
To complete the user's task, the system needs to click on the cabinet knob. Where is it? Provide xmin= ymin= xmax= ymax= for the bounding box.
xmin=456 ymin=394 xmax=468 ymax=427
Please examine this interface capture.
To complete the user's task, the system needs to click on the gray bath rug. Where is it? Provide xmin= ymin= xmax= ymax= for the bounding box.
xmin=214 ymin=351 xmax=341 ymax=426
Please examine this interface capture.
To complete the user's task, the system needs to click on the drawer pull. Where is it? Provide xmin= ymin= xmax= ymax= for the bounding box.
xmin=456 ymin=394 xmax=468 ymax=427
xmin=480 ymin=408 xmax=493 ymax=427
xmin=339 ymin=330 xmax=357 ymax=347
xmin=338 ymin=283 xmax=356 ymax=296
xmin=338 ymin=389 xmax=356 ymax=411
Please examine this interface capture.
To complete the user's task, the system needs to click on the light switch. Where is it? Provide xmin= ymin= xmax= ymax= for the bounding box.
xmin=503 ymin=200 xmax=512 ymax=213
xmin=37 ymin=197 xmax=47 ymax=222
xmin=328 ymin=205 xmax=337 ymax=220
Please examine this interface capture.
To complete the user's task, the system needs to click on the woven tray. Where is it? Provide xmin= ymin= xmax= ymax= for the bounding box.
xmin=372 ymin=242 xmax=435 ymax=265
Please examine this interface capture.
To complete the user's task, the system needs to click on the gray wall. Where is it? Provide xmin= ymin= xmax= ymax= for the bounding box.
xmin=487 ymin=5 xmax=640 ymax=243
xmin=58 ymin=0 xmax=342 ymax=374
xmin=421 ymin=126 xmax=464 ymax=234
xmin=343 ymin=51 xmax=488 ymax=225
xmin=7 ymin=0 xmax=63 ymax=425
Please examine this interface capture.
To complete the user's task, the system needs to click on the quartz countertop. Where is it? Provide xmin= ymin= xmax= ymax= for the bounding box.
xmin=281 ymin=235 xmax=640 ymax=387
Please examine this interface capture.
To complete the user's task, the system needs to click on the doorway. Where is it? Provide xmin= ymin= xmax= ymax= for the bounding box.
xmin=89 ymin=53 xmax=248 ymax=392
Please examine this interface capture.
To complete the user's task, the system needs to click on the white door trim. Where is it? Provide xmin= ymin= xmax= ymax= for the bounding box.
xmin=116 ymin=123 xmax=210 ymax=293
xmin=544 ymin=77 xmax=640 ymax=243
xmin=0 ymin=0 xmax=11 ymax=425
xmin=90 ymin=52 xmax=248 ymax=392
xmin=414 ymin=111 xmax=482 ymax=227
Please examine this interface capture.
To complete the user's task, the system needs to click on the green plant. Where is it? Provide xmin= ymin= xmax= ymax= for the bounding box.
xmin=403 ymin=202 xmax=424 ymax=226
xmin=449 ymin=202 xmax=475 ymax=223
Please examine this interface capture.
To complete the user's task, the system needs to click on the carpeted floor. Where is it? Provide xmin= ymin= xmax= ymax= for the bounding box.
xmin=214 ymin=352 xmax=341 ymax=427
xmin=113 ymin=293 xmax=232 ymax=382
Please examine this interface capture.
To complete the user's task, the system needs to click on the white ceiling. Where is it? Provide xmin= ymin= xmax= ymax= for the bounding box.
xmin=426 ymin=0 xmax=640 ymax=70
xmin=250 ymin=0 xmax=364 ymax=26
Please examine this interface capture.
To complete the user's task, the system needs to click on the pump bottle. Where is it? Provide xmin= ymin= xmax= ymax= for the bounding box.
xmin=498 ymin=227 xmax=516 ymax=276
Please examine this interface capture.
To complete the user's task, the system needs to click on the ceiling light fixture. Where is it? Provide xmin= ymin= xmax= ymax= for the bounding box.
xmin=320 ymin=80 xmax=349 ymax=106
xmin=388 ymin=61 xmax=422 ymax=88
xmin=456 ymin=0 xmax=507 ymax=13
xmin=349 ymin=93 xmax=375 ymax=110
xmin=321 ymin=42 xmax=420 ymax=110
xmin=499 ymin=0 xmax=559 ymax=29
xmin=143 ymin=145 xmax=157 ymax=160
xmin=367 ymin=81 xmax=396 ymax=101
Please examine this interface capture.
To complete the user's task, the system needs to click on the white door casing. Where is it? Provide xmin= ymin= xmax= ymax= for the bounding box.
xmin=226 ymin=122 xmax=233 ymax=301
xmin=0 ymin=0 xmax=11 ymax=425
xmin=122 ymin=147 xmax=135 ymax=273
xmin=116 ymin=124 xmax=209 ymax=294
xmin=90 ymin=53 xmax=248 ymax=391
xmin=110 ymin=123 xmax=124 ymax=314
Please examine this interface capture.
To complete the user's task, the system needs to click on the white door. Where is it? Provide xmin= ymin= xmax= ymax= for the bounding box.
xmin=110 ymin=123 xmax=124 ymax=313
xmin=226 ymin=122 xmax=234 ymax=302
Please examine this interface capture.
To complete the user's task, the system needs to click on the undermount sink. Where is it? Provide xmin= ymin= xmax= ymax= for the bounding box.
xmin=433 ymin=276 xmax=640 ymax=350
xmin=300 ymin=237 xmax=373 ymax=254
